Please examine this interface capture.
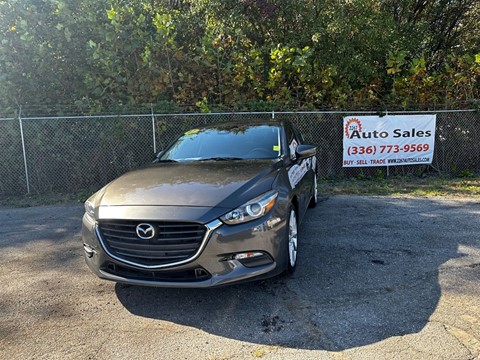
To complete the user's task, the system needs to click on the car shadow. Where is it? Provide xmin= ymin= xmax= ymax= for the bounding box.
xmin=115 ymin=196 xmax=479 ymax=350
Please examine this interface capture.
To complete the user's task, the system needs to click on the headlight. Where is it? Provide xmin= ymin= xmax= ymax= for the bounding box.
xmin=84 ymin=199 xmax=95 ymax=219
xmin=221 ymin=190 xmax=278 ymax=225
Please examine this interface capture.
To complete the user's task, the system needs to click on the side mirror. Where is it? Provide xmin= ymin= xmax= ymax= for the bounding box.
xmin=295 ymin=144 xmax=316 ymax=160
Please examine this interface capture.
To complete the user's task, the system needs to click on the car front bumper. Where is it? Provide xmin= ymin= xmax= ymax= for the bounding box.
xmin=81 ymin=208 xmax=289 ymax=288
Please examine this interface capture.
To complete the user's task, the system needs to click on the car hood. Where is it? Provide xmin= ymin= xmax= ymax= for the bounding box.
xmin=95 ymin=160 xmax=281 ymax=208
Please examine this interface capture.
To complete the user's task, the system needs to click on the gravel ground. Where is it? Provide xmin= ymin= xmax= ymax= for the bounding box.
xmin=0 ymin=195 xmax=479 ymax=360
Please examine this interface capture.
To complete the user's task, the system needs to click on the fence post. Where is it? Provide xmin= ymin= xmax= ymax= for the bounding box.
xmin=151 ymin=105 xmax=157 ymax=155
xmin=18 ymin=105 xmax=30 ymax=193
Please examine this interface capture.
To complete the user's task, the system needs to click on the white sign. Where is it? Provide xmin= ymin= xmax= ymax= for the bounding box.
xmin=343 ymin=115 xmax=436 ymax=167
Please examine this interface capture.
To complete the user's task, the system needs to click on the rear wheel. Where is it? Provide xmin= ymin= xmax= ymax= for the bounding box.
xmin=286 ymin=206 xmax=298 ymax=274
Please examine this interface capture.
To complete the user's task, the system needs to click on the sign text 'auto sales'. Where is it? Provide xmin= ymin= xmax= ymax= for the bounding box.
xmin=343 ymin=115 xmax=436 ymax=167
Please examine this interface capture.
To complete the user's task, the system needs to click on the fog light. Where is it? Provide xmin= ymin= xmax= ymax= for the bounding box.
xmin=83 ymin=244 xmax=96 ymax=258
xmin=234 ymin=252 xmax=264 ymax=260
xmin=234 ymin=251 xmax=273 ymax=268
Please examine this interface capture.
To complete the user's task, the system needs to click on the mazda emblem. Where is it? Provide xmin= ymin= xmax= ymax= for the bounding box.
xmin=136 ymin=223 xmax=155 ymax=240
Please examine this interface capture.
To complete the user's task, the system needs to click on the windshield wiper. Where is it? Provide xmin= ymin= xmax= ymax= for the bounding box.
xmin=155 ymin=159 xmax=178 ymax=163
xmin=199 ymin=157 xmax=244 ymax=161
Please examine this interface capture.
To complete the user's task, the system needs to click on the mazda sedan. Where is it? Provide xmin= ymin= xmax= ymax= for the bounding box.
xmin=82 ymin=121 xmax=317 ymax=287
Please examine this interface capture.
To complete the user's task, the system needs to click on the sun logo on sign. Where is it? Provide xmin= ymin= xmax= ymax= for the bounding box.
xmin=345 ymin=118 xmax=362 ymax=138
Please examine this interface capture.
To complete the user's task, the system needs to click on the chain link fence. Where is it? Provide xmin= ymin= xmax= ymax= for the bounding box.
xmin=0 ymin=110 xmax=478 ymax=196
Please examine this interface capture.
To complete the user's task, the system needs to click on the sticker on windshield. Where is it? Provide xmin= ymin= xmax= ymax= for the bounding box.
xmin=184 ymin=129 xmax=200 ymax=136
xmin=273 ymin=145 xmax=280 ymax=152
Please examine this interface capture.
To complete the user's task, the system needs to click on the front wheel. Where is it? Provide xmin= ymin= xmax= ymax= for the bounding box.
xmin=286 ymin=206 xmax=298 ymax=274
xmin=308 ymin=171 xmax=318 ymax=208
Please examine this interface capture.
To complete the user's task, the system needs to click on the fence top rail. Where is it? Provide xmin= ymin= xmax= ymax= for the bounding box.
xmin=1 ymin=109 xmax=477 ymax=121
xmin=18 ymin=114 xmax=154 ymax=121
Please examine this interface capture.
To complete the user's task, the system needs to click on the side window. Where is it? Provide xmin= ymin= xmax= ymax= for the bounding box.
xmin=285 ymin=123 xmax=299 ymax=160
xmin=292 ymin=123 xmax=304 ymax=144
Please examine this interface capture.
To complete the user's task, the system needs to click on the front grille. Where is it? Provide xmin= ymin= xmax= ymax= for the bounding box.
xmin=102 ymin=262 xmax=211 ymax=282
xmin=98 ymin=220 xmax=207 ymax=267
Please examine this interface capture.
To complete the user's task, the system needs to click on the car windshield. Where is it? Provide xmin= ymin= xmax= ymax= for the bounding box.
xmin=160 ymin=124 xmax=282 ymax=161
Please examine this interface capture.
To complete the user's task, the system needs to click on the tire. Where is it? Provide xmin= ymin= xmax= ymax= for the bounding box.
xmin=308 ymin=171 xmax=318 ymax=208
xmin=286 ymin=206 xmax=298 ymax=274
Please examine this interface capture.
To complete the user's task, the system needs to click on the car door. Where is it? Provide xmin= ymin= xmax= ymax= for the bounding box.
xmin=285 ymin=122 xmax=314 ymax=219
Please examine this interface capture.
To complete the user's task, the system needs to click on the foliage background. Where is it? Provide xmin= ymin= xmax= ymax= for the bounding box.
xmin=0 ymin=0 xmax=479 ymax=116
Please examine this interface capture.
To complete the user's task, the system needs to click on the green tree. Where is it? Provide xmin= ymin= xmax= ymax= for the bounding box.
xmin=0 ymin=0 xmax=478 ymax=113
xmin=0 ymin=0 xmax=104 ymax=114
